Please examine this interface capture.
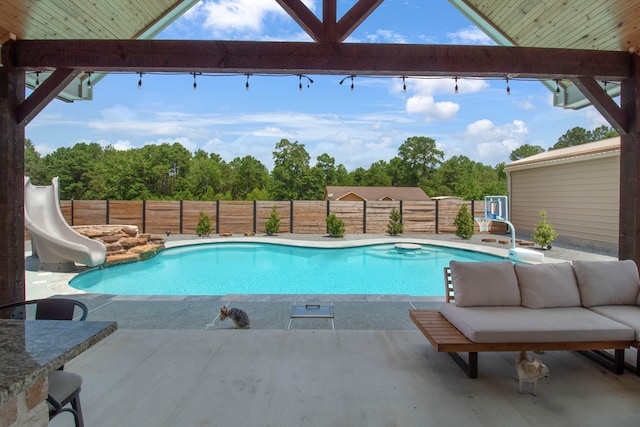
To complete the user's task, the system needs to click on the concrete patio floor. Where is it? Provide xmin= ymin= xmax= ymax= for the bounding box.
xmin=51 ymin=329 xmax=640 ymax=427
xmin=32 ymin=234 xmax=639 ymax=426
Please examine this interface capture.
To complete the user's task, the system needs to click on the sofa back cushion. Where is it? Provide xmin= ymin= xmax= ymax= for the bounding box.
xmin=514 ymin=262 xmax=581 ymax=308
xmin=573 ymin=260 xmax=640 ymax=307
xmin=450 ymin=260 xmax=521 ymax=307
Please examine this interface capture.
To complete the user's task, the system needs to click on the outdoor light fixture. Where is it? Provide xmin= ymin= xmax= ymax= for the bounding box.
xmin=454 ymin=76 xmax=459 ymax=94
xmin=245 ymin=73 xmax=251 ymax=91
xmin=402 ymin=76 xmax=407 ymax=92
xmin=339 ymin=75 xmax=355 ymax=90
xmin=137 ymin=72 xmax=143 ymax=89
xmin=298 ymin=74 xmax=314 ymax=90
xmin=506 ymin=77 xmax=511 ymax=95
xmin=87 ymin=72 xmax=92 ymax=88
xmin=192 ymin=72 xmax=197 ymax=91
xmin=35 ymin=72 xmax=40 ymax=87
xmin=555 ymin=79 xmax=560 ymax=97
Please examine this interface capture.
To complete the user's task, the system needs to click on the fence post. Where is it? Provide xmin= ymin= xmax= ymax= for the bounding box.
xmin=106 ymin=199 xmax=110 ymax=225
xmin=216 ymin=200 xmax=220 ymax=234
xmin=253 ymin=200 xmax=257 ymax=234
xmin=363 ymin=200 xmax=367 ymax=233
xmin=326 ymin=200 xmax=330 ymax=234
xmin=290 ymin=200 xmax=294 ymax=233
xmin=142 ymin=200 xmax=146 ymax=233
xmin=179 ymin=200 xmax=184 ymax=234
xmin=71 ymin=199 xmax=74 ymax=226
xmin=471 ymin=200 xmax=475 ymax=218
xmin=435 ymin=199 xmax=439 ymax=234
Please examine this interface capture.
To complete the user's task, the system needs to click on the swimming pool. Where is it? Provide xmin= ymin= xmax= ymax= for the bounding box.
xmin=70 ymin=242 xmax=507 ymax=296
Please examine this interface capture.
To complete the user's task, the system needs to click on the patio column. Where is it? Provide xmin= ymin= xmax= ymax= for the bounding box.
xmin=0 ymin=39 xmax=26 ymax=304
xmin=619 ymin=54 xmax=640 ymax=264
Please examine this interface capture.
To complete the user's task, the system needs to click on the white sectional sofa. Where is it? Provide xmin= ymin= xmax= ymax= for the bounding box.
xmin=409 ymin=259 xmax=640 ymax=378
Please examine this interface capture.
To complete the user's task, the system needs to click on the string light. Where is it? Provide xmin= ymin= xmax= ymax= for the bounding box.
xmin=192 ymin=72 xmax=197 ymax=91
xmin=555 ymin=79 xmax=560 ymax=97
xmin=402 ymin=76 xmax=407 ymax=92
xmin=245 ymin=73 xmax=251 ymax=91
xmin=137 ymin=72 xmax=143 ymax=89
xmin=454 ymin=76 xmax=459 ymax=94
xmin=506 ymin=77 xmax=511 ymax=95
xmin=298 ymin=74 xmax=314 ymax=90
xmin=35 ymin=72 xmax=40 ymax=87
xmin=87 ymin=72 xmax=92 ymax=88
xmin=339 ymin=75 xmax=355 ymax=91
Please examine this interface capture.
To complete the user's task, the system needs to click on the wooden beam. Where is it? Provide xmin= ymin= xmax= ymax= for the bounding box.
xmin=322 ymin=0 xmax=337 ymax=42
xmin=13 ymin=40 xmax=631 ymax=80
xmin=275 ymin=0 xmax=323 ymax=42
xmin=0 ymin=39 xmax=25 ymax=305
xmin=336 ymin=0 xmax=384 ymax=43
xmin=618 ymin=54 xmax=640 ymax=263
xmin=17 ymin=68 xmax=80 ymax=127
xmin=572 ymin=76 xmax=628 ymax=134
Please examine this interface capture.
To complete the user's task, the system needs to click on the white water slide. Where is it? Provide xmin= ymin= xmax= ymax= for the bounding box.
xmin=24 ymin=176 xmax=106 ymax=271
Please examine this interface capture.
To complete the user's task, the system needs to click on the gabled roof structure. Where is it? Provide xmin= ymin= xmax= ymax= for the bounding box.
xmin=325 ymin=186 xmax=430 ymax=201
xmin=2 ymin=0 xmax=640 ymax=304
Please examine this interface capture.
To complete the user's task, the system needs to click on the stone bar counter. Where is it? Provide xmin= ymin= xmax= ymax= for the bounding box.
xmin=0 ymin=319 xmax=117 ymax=426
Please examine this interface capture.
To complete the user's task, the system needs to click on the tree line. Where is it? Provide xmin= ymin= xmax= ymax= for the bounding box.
xmin=25 ymin=125 xmax=614 ymax=201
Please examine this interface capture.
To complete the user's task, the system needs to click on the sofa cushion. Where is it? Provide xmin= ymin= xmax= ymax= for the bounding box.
xmin=450 ymin=261 xmax=520 ymax=307
xmin=573 ymin=260 xmax=640 ymax=307
xmin=515 ymin=262 xmax=581 ymax=309
xmin=589 ymin=305 xmax=640 ymax=341
xmin=440 ymin=303 xmax=635 ymax=343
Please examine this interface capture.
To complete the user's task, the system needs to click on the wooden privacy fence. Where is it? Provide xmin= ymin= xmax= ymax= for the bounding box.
xmin=57 ymin=199 xmax=507 ymax=235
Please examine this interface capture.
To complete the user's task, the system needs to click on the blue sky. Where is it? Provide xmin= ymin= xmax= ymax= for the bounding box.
xmin=25 ymin=0 xmax=610 ymax=171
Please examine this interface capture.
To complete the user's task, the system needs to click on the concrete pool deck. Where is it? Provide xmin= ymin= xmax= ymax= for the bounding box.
xmin=28 ymin=234 xmax=640 ymax=427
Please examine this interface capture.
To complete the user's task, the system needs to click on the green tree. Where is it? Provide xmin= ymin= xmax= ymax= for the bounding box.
xmin=42 ymin=142 xmax=104 ymax=199
xmin=86 ymin=146 xmax=149 ymax=199
xmin=229 ymin=155 xmax=269 ymax=200
xmin=397 ymin=136 xmax=444 ymax=186
xmin=24 ymin=139 xmax=47 ymax=185
xmin=138 ymin=142 xmax=192 ymax=199
xmin=366 ymin=160 xmax=393 ymax=186
xmin=269 ymin=139 xmax=311 ymax=200
xmin=315 ymin=153 xmax=337 ymax=186
xmin=531 ymin=209 xmax=558 ymax=249
xmin=454 ymin=204 xmax=474 ymax=239
xmin=589 ymin=125 xmax=618 ymax=141
xmin=182 ymin=150 xmax=226 ymax=200
xmin=509 ymin=144 xmax=545 ymax=161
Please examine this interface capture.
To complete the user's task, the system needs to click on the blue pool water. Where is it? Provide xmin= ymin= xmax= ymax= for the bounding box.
xmin=70 ymin=242 xmax=506 ymax=296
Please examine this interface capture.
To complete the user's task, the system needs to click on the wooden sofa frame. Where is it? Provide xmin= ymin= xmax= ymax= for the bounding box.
xmin=409 ymin=267 xmax=633 ymax=378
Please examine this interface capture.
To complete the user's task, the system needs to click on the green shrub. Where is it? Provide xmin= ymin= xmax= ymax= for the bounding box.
xmin=264 ymin=206 xmax=281 ymax=235
xmin=387 ymin=207 xmax=403 ymax=236
xmin=326 ymin=213 xmax=345 ymax=238
xmin=195 ymin=211 xmax=212 ymax=236
xmin=531 ymin=209 xmax=558 ymax=249
xmin=454 ymin=204 xmax=474 ymax=239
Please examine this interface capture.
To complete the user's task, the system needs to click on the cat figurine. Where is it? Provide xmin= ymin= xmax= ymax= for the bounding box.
xmin=219 ymin=305 xmax=250 ymax=329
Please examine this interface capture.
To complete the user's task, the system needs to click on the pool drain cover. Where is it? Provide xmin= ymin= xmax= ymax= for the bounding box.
xmin=290 ymin=304 xmax=334 ymax=318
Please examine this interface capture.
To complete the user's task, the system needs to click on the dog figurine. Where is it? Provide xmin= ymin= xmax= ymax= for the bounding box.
xmin=515 ymin=351 xmax=550 ymax=395
xmin=219 ymin=306 xmax=250 ymax=329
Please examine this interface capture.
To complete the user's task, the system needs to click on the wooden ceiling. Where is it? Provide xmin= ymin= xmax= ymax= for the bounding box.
xmin=450 ymin=0 xmax=640 ymax=52
xmin=450 ymin=0 xmax=640 ymax=108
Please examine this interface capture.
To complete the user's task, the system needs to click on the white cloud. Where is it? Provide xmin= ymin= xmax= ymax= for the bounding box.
xmin=458 ymin=119 xmax=528 ymax=164
xmin=401 ymin=78 xmax=488 ymax=121
xmin=365 ymin=29 xmax=408 ymax=44
xmin=194 ymin=0 xmax=316 ymax=38
xmin=447 ymin=26 xmax=494 ymax=45
xmin=406 ymin=96 xmax=459 ymax=121
xmin=585 ymin=106 xmax=609 ymax=129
